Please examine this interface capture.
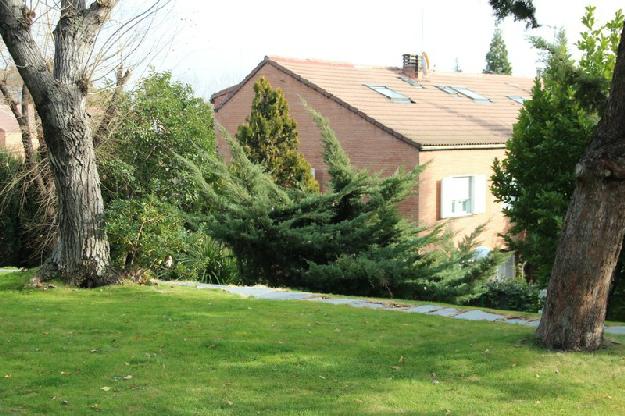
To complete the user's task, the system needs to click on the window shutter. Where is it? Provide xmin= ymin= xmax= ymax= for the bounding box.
xmin=471 ymin=175 xmax=487 ymax=214
xmin=440 ymin=177 xmax=453 ymax=218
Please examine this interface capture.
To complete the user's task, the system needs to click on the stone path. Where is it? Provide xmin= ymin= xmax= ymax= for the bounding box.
xmin=165 ymin=281 xmax=625 ymax=336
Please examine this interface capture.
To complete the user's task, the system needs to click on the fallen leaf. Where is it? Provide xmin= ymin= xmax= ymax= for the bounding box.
xmin=90 ymin=349 xmax=98 ymax=353
xmin=123 ymin=375 xmax=133 ymax=380
xmin=3 ymin=374 xmax=11 ymax=378
xmin=226 ymin=400 xmax=234 ymax=406
xmin=319 ymin=376 xmax=326 ymax=380
xmin=100 ymin=387 xmax=111 ymax=392
xmin=61 ymin=400 xmax=69 ymax=406
xmin=391 ymin=366 xmax=401 ymax=371
xmin=399 ymin=355 xmax=405 ymax=364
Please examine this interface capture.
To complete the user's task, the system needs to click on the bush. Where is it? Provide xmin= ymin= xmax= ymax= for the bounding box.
xmin=98 ymin=72 xmax=216 ymax=211
xmin=183 ymin=105 xmax=502 ymax=301
xmin=0 ymin=150 xmax=45 ymax=267
xmin=106 ymin=197 xmax=186 ymax=275
xmin=170 ymin=231 xmax=239 ymax=284
xmin=469 ymin=278 xmax=542 ymax=313
xmin=106 ymin=196 xmax=238 ymax=283
xmin=0 ymin=151 xmax=23 ymax=266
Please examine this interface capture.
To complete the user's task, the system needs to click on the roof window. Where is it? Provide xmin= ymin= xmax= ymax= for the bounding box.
xmin=507 ymin=95 xmax=526 ymax=104
xmin=437 ymin=85 xmax=491 ymax=103
xmin=398 ymin=75 xmax=424 ymax=88
xmin=366 ymin=84 xmax=413 ymax=104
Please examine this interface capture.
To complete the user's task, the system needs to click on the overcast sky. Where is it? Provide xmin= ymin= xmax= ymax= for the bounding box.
xmin=145 ymin=0 xmax=625 ymax=98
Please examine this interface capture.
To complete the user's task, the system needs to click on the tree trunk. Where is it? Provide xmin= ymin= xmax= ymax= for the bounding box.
xmin=0 ymin=0 xmax=118 ymax=286
xmin=42 ymin=89 xmax=111 ymax=286
xmin=537 ymin=26 xmax=625 ymax=351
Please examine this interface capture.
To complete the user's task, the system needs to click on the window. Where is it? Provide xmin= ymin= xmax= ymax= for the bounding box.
xmin=440 ymin=175 xmax=487 ymax=218
xmin=365 ymin=84 xmax=413 ymax=103
xmin=437 ymin=85 xmax=490 ymax=103
xmin=507 ymin=95 xmax=526 ymax=104
xmin=453 ymin=87 xmax=490 ymax=102
xmin=398 ymin=75 xmax=424 ymax=88
xmin=437 ymin=85 xmax=459 ymax=95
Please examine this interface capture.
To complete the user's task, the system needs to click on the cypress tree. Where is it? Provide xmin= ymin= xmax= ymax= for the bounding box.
xmin=484 ymin=28 xmax=513 ymax=74
xmin=236 ymin=77 xmax=318 ymax=192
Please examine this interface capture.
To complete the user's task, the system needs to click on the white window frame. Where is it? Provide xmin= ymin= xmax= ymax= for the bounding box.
xmin=440 ymin=175 xmax=487 ymax=219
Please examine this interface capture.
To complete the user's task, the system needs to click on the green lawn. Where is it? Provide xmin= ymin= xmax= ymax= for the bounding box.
xmin=1 ymin=270 xmax=624 ymax=415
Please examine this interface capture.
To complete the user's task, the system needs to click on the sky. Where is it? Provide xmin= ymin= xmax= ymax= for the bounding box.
xmin=140 ymin=0 xmax=625 ymax=98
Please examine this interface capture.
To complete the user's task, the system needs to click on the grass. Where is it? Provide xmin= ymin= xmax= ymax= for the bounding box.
xmin=1 ymin=270 xmax=625 ymax=415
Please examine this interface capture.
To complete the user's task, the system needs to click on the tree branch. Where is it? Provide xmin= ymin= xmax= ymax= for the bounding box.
xmin=93 ymin=65 xmax=130 ymax=147
xmin=0 ymin=0 xmax=55 ymax=108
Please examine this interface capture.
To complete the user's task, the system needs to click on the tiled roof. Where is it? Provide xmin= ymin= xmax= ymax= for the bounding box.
xmin=214 ymin=56 xmax=534 ymax=148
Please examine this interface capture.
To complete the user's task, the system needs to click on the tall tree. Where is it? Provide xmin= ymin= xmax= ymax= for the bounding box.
xmin=484 ymin=28 xmax=512 ymax=74
xmin=236 ymin=77 xmax=318 ymax=192
xmin=0 ymin=0 xmax=118 ymax=286
xmin=491 ymin=10 xmax=622 ymax=286
xmin=490 ymin=0 xmax=625 ymax=350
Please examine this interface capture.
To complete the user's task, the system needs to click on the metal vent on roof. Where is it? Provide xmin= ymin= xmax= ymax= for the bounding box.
xmin=507 ymin=95 xmax=526 ymax=104
xmin=365 ymin=84 xmax=413 ymax=104
xmin=437 ymin=85 xmax=491 ymax=103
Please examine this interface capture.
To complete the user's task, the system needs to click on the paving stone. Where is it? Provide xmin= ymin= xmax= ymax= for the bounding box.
xmin=405 ymin=305 xmax=444 ymax=314
xmin=165 ymin=281 xmax=618 ymax=332
xmin=351 ymin=302 xmax=386 ymax=310
xmin=318 ymin=298 xmax=367 ymax=306
xmin=605 ymin=326 xmax=625 ymax=335
xmin=504 ymin=318 xmax=531 ymax=325
xmin=454 ymin=310 xmax=504 ymax=321
xmin=430 ymin=307 xmax=460 ymax=317
xmin=257 ymin=291 xmax=316 ymax=300
xmin=225 ymin=287 xmax=278 ymax=298
xmin=195 ymin=283 xmax=228 ymax=289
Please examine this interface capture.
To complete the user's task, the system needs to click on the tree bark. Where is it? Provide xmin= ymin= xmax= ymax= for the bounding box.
xmin=0 ymin=0 xmax=118 ymax=286
xmin=537 ymin=25 xmax=625 ymax=351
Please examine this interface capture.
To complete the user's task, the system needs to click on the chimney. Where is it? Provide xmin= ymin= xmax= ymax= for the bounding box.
xmin=402 ymin=53 xmax=419 ymax=79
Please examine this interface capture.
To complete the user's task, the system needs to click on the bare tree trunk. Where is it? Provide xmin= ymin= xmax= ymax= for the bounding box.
xmin=43 ymin=89 xmax=110 ymax=285
xmin=537 ymin=26 xmax=625 ymax=351
xmin=0 ymin=0 xmax=118 ymax=286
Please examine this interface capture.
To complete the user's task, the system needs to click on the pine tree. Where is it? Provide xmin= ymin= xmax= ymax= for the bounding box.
xmin=484 ymin=28 xmax=513 ymax=75
xmin=236 ymin=77 xmax=318 ymax=192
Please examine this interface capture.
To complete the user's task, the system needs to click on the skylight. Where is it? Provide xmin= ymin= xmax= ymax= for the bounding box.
xmin=398 ymin=76 xmax=423 ymax=88
xmin=366 ymin=85 xmax=413 ymax=103
xmin=437 ymin=85 xmax=459 ymax=95
xmin=507 ymin=95 xmax=526 ymax=104
xmin=453 ymin=87 xmax=490 ymax=102
xmin=437 ymin=85 xmax=491 ymax=103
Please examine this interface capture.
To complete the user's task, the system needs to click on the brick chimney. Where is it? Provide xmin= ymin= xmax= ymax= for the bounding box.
xmin=402 ymin=53 xmax=419 ymax=79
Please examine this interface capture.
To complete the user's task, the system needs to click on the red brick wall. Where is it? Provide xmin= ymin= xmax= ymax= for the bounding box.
xmin=214 ymin=63 xmax=421 ymax=219
xmin=214 ymin=63 xmax=508 ymax=247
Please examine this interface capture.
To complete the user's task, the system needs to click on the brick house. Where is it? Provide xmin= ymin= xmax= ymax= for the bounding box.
xmin=211 ymin=55 xmax=533 ymax=249
xmin=0 ymin=104 xmax=22 ymax=155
